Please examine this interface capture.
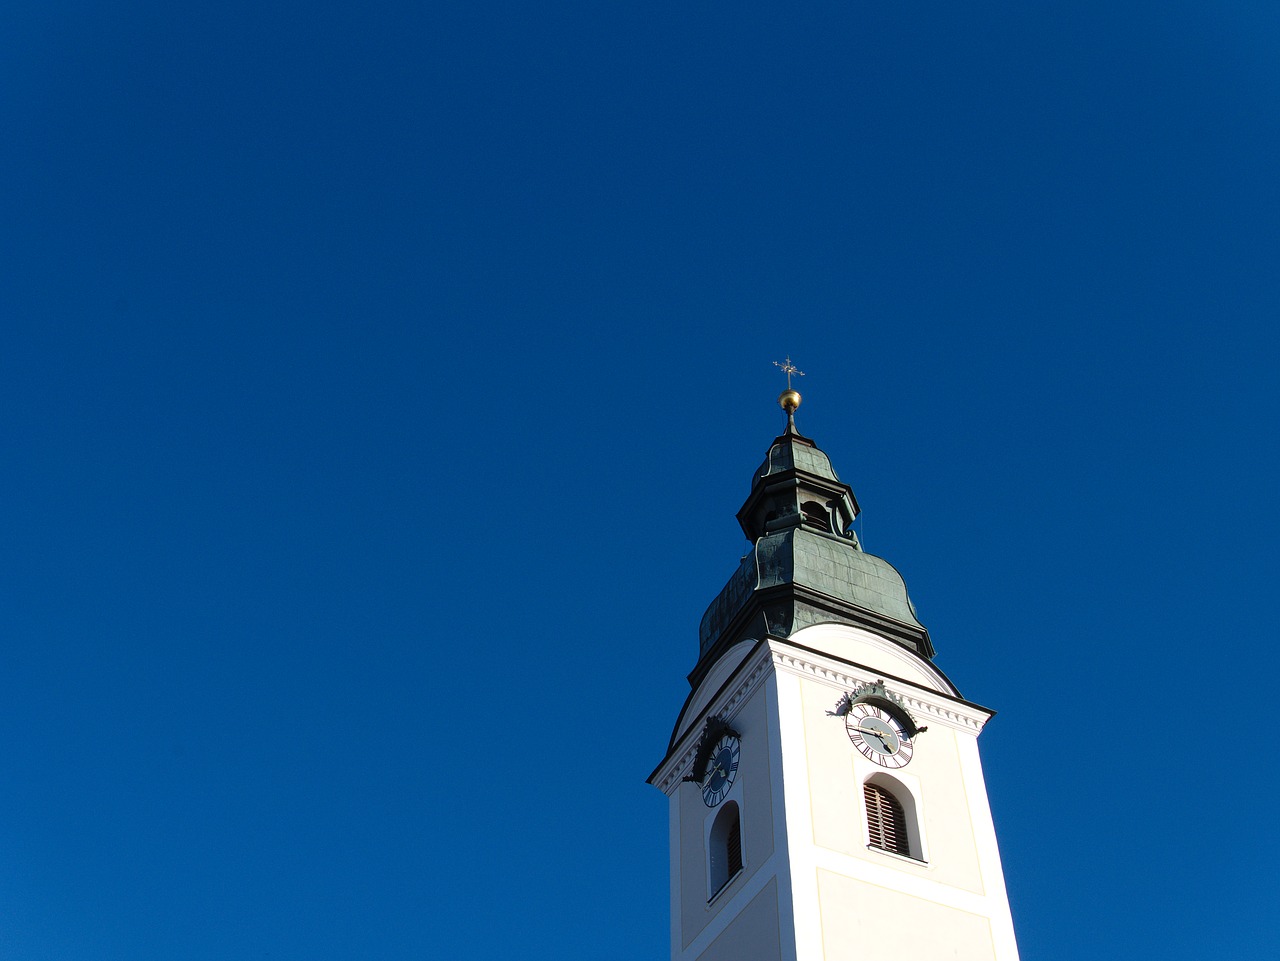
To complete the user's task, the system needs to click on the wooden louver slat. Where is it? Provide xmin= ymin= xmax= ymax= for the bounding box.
xmin=725 ymin=811 xmax=743 ymax=876
xmin=864 ymin=782 xmax=910 ymax=856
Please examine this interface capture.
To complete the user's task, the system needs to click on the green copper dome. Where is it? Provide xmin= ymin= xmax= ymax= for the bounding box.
xmin=690 ymin=411 xmax=932 ymax=689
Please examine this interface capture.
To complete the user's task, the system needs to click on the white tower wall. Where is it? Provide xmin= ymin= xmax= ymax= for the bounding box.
xmin=652 ymin=624 xmax=1020 ymax=961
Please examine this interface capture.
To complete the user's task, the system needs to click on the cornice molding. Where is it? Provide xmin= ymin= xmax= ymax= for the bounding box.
xmin=768 ymin=643 xmax=990 ymax=735
xmin=652 ymin=643 xmax=775 ymax=795
xmin=650 ymin=637 xmax=993 ymax=794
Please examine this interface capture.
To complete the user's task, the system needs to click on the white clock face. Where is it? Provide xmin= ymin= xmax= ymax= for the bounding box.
xmin=845 ymin=703 xmax=913 ymax=768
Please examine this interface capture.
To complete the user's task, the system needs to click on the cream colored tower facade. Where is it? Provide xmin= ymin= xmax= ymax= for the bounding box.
xmin=648 ymin=400 xmax=1020 ymax=961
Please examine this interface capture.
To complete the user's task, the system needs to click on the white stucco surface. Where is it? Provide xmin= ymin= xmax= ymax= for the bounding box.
xmin=654 ymin=623 xmax=1019 ymax=961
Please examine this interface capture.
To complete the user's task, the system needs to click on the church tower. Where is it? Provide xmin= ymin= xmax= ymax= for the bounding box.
xmin=648 ymin=383 xmax=1020 ymax=961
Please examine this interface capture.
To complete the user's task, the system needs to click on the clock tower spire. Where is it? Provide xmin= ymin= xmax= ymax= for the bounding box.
xmin=649 ymin=383 xmax=1020 ymax=961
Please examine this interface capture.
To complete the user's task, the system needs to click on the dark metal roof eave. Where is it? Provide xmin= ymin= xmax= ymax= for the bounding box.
xmin=690 ymin=581 xmax=934 ymax=693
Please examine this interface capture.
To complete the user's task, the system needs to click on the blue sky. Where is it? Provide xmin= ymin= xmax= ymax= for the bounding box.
xmin=2 ymin=2 xmax=1278 ymax=958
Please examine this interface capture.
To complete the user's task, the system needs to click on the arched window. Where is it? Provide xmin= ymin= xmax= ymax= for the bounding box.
xmin=801 ymin=501 xmax=832 ymax=532
xmin=708 ymin=801 xmax=743 ymax=898
xmin=864 ymin=781 xmax=910 ymax=856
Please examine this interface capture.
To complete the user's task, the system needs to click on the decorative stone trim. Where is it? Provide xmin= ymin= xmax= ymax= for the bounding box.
xmin=652 ymin=644 xmax=775 ymax=794
xmin=652 ymin=637 xmax=991 ymax=793
xmin=769 ymin=643 xmax=990 ymax=735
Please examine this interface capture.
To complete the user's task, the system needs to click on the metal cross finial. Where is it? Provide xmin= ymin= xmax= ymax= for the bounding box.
xmin=774 ymin=356 xmax=805 ymax=389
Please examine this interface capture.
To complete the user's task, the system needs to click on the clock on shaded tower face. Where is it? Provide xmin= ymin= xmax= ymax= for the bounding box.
xmin=701 ymin=734 xmax=740 ymax=806
xmin=846 ymin=703 xmax=914 ymax=768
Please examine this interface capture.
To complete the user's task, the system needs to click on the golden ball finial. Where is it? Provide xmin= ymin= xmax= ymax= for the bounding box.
xmin=773 ymin=357 xmax=805 ymax=414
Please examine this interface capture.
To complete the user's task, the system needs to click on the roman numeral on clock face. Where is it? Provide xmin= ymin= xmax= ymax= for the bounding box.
xmin=700 ymin=734 xmax=742 ymax=806
xmin=844 ymin=701 xmax=914 ymax=769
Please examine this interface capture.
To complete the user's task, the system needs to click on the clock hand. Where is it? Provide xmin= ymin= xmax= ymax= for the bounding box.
xmin=853 ymin=724 xmax=901 ymax=753
xmin=853 ymin=722 xmax=898 ymax=740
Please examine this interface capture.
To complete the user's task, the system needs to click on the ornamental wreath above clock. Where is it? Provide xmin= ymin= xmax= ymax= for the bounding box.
xmin=681 ymin=716 xmax=742 ymax=807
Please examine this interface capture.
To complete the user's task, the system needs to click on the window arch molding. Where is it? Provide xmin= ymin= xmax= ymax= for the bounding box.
xmin=706 ymin=800 xmax=743 ymax=899
xmin=862 ymin=772 xmax=926 ymax=862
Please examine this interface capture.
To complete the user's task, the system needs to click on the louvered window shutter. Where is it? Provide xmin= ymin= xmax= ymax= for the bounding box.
xmin=864 ymin=782 xmax=910 ymax=856
xmin=725 ymin=810 xmax=743 ymax=876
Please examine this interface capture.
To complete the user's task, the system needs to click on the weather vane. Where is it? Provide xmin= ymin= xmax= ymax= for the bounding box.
xmin=774 ymin=356 xmax=805 ymax=389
